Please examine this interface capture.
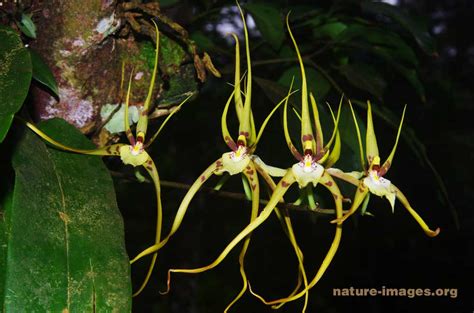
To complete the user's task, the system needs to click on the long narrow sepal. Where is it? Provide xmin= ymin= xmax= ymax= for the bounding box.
xmin=286 ymin=13 xmax=315 ymax=155
xmin=255 ymin=171 xmax=343 ymax=305
xmin=379 ymin=105 xmax=407 ymax=176
xmin=132 ymin=157 xmax=163 ymax=296
xmin=253 ymin=166 xmax=309 ymax=312
xmin=366 ymin=100 xmax=379 ymax=164
xmin=309 ymin=92 xmax=324 ymax=157
xmin=320 ymin=99 xmax=342 ymax=166
xmin=224 ymin=162 xmax=260 ymax=312
xmin=130 ymin=161 xmax=219 ymax=264
xmin=229 ymin=32 xmax=244 ymax=123
xmin=145 ymin=93 xmax=193 ymax=148
xmin=136 ymin=20 xmax=160 ymax=137
xmin=124 ymin=68 xmax=136 ymax=145
xmin=236 ymin=1 xmax=253 ymax=145
xmin=348 ymin=100 xmax=366 ymax=171
xmin=331 ymin=181 xmax=369 ymax=224
xmin=22 ymin=119 xmax=122 ymax=156
xmin=283 ymin=95 xmax=303 ymax=161
xmin=163 ymin=171 xmax=296 ymax=294
xmin=323 ymin=96 xmax=343 ymax=152
xmin=392 ymin=184 xmax=440 ymax=237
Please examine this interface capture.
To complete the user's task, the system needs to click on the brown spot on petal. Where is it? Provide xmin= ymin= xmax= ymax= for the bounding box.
xmin=251 ymin=183 xmax=256 ymax=190
xmin=325 ymin=181 xmax=333 ymax=187
xmin=359 ymin=187 xmax=365 ymax=193
xmin=141 ymin=109 xmax=149 ymax=116
xmin=333 ymin=194 xmax=338 ymax=200
xmin=302 ymin=134 xmax=313 ymax=141
xmin=225 ymin=136 xmax=237 ymax=150
xmin=200 ymin=175 xmax=206 ymax=182
xmin=239 ymin=131 xmax=249 ymax=138
xmin=216 ymin=160 xmax=223 ymax=167
xmin=281 ymin=181 xmax=290 ymax=187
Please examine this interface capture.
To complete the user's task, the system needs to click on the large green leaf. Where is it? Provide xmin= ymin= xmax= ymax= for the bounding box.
xmin=361 ymin=1 xmax=437 ymax=56
xmin=278 ymin=66 xmax=332 ymax=101
xmin=245 ymin=3 xmax=284 ymax=50
xmin=2 ymin=119 xmax=131 ymax=311
xmin=338 ymin=63 xmax=387 ymax=100
xmin=0 ymin=25 xmax=32 ymax=142
xmin=30 ymin=49 xmax=59 ymax=97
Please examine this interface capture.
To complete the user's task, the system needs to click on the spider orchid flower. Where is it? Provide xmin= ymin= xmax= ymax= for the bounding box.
xmin=130 ymin=3 xmax=306 ymax=311
xmin=328 ymin=101 xmax=440 ymax=238
xmin=21 ymin=21 xmax=192 ymax=297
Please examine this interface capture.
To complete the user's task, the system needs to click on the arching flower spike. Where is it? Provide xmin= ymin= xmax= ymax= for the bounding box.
xmin=21 ymin=21 xmax=193 ymax=296
xmin=328 ymin=101 xmax=440 ymax=237
xmin=130 ymin=3 xmax=307 ymax=311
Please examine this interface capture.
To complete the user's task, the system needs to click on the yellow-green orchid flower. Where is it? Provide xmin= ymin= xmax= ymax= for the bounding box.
xmin=328 ymin=101 xmax=440 ymax=237
xmin=20 ymin=22 xmax=192 ymax=297
xmin=130 ymin=3 xmax=307 ymax=311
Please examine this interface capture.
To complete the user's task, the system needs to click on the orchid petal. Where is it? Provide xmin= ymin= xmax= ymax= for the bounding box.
xmin=136 ymin=20 xmax=159 ymax=138
xmin=132 ymin=157 xmax=162 ymax=296
xmin=130 ymin=161 xmax=219 ymax=264
xmin=224 ymin=162 xmax=260 ymax=312
xmin=283 ymin=89 xmax=303 ymax=161
xmin=256 ymin=171 xmax=343 ymax=305
xmin=321 ymin=100 xmax=342 ymax=167
xmin=163 ymin=171 xmax=296 ymax=294
xmin=23 ymin=120 xmax=122 ymax=156
xmin=124 ymin=67 xmax=136 ymax=145
xmin=287 ymin=14 xmax=315 ymax=155
xmin=392 ymin=184 xmax=440 ymax=237
xmin=366 ymin=100 xmax=379 ymax=164
xmin=331 ymin=181 xmax=369 ymax=224
xmin=380 ymin=104 xmax=406 ymax=176
xmin=221 ymin=89 xmax=238 ymax=150
xmin=309 ymin=92 xmax=324 ymax=156
xmin=348 ymin=100 xmax=366 ymax=171
xmin=326 ymin=168 xmax=362 ymax=186
xmin=323 ymin=96 xmax=343 ymax=152
xmin=251 ymin=155 xmax=287 ymax=177
xmin=145 ymin=93 xmax=193 ymax=148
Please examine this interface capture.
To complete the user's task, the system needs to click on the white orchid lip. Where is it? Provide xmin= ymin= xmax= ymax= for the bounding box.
xmin=220 ymin=145 xmax=251 ymax=176
xmin=291 ymin=155 xmax=324 ymax=188
xmin=363 ymin=170 xmax=397 ymax=210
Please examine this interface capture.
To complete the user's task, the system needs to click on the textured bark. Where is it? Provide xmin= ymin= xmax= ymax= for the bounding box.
xmin=30 ymin=0 xmax=123 ymax=134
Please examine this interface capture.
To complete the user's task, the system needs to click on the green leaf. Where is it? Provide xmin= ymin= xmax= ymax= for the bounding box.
xmin=338 ymin=24 xmax=419 ymax=67
xmin=0 ymin=25 xmax=32 ymax=143
xmin=30 ymin=49 xmax=59 ymax=97
xmin=361 ymin=1 xmax=437 ymax=56
xmin=278 ymin=66 xmax=331 ymax=101
xmin=338 ymin=63 xmax=386 ymax=100
xmin=313 ymin=21 xmax=347 ymax=39
xmin=245 ymin=3 xmax=284 ymax=50
xmin=3 ymin=118 xmax=131 ymax=311
xmin=17 ymin=13 xmax=37 ymax=39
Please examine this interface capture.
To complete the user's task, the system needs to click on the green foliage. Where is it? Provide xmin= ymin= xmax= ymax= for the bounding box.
xmin=245 ymin=3 xmax=284 ymax=49
xmin=0 ymin=25 xmax=32 ymax=142
xmin=0 ymin=119 xmax=131 ymax=311
xmin=30 ymin=49 xmax=59 ymax=97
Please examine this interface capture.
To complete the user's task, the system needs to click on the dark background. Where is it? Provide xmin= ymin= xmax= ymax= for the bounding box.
xmin=116 ymin=0 xmax=474 ymax=312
